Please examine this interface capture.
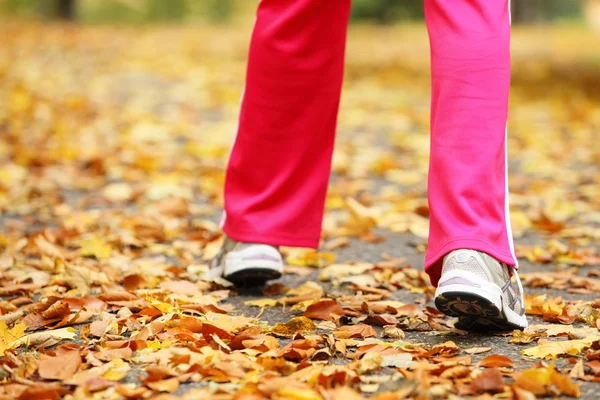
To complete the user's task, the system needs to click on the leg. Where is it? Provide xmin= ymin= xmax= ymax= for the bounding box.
xmin=424 ymin=0 xmax=517 ymax=286
xmin=221 ymin=0 xmax=351 ymax=248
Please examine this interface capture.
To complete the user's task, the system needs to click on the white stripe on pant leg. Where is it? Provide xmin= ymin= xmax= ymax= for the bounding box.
xmin=219 ymin=86 xmax=246 ymax=229
xmin=504 ymin=123 xmax=518 ymax=268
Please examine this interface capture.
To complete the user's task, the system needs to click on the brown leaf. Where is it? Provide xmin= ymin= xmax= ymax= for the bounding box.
xmin=512 ymin=385 xmax=537 ymax=400
xmin=440 ymin=365 xmax=471 ymax=379
xmin=146 ymin=378 xmax=179 ymax=393
xmin=41 ymin=300 xmax=70 ymax=319
xmin=586 ymin=360 xmax=600 ymax=376
xmin=55 ymin=310 xmax=94 ymax=328
xmin=84 ymin=378 xmax=115 ymax=393
xmin=60 ymin=296 xmax=106 ymax=311
xmin=471 ymin=368 xmax=505 ymax=394
xmin=115 ymin=385 xmax=150 ymax=398
xmin=89 ymin=320 xmax=111 ymax=337
xmin=95 ymin=347 xmax=133 ymax=362
xmin=304 ymin=300 xmax=345 ymax=321
xmin=364 ymin=313 xmax=399 ymax=327
xmin=159 ymin=280 xmax=198 ymax=296
xmin=38 ymin=345 xmax=82 ymax=380
xmin=334 ymin=324 xmax=377 ymax=339
xmin=382 ymin=325 xmax=405 ymax=339
xmin=464 ymin=347 xmax=492 ymax=355
xmin=201 ymin=323 xmax=234 ymax=341
xmin=16 ymin=383 xmax=70 ymax=400
xmin=23 ymin=312 xmax=60 ymax=330
xmin=122 ymin=274 xmax=146 ymax=291
xmin=98 ymin=291 xmax=138 ymax=302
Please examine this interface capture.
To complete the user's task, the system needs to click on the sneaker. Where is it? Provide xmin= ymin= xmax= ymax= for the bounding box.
xmin=434 ymin=249 xmax=528 ymax=331
xmin=206 ymin=236 xmax=283 ymax=286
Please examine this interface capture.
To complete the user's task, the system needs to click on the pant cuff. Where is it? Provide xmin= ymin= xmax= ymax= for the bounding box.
xmin=222 ymin=225 xmax=320 ymax=249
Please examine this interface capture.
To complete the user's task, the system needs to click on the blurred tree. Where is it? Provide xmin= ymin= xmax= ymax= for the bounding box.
xmin=511 ymin=0 xmax=582 ymax=23
xmin=350 ymin=0 xmax=582 ymax=23
xmin=146 ymin=0 xmax=185 ymax=21
xmin=351 ymin=0 xmax=423 ymax=23
xmin=205 ymin=0 xmax=233 ymax=22
xmin=36 ymin=0 xmax=76 ymax=20
xmin=0 ymin=0 xmax=586 ymax=24
xmin=56 ymin=0 xmax=75 ymax=19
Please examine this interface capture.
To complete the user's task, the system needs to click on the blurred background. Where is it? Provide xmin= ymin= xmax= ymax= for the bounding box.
xmin=0 ymin=1 xmax=598 ymax=260
xmin=0 ymin=0 xmax=598 ymax=25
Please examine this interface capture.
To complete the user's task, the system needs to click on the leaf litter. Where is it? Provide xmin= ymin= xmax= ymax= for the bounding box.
xmin=0 ymin=22 xmax=599 ymax=399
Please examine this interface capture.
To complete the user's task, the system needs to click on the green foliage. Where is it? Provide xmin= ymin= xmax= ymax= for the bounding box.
xmin=0 ymin=0 xmax=233 ymax=23
xmin=0 ymin=0 xmax=33 ymax=15
xmin=351 ymin=0 xmax=423 ymax=23
xmin=204 ymin=0 xmax=233 ymax=23
xmin=146 ymin=0 xmax=187 ymax=22
xmin=511 ymin=0 xmax=582 ymax=23
xmin=0 ymin=0 xmax=584 ymax=24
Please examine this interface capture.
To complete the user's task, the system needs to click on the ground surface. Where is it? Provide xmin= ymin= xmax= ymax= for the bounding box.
xmin=0 ymin=22 xmax=599 ymax=399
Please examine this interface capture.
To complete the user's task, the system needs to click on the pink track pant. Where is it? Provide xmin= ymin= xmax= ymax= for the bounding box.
xmin=221 ymin=0 xmax=518 ymax=286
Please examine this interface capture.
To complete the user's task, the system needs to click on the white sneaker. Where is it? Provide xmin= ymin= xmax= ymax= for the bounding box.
xmin=434 ymin=249 xmax=528 ymax=331
xmin=206 ymin=236 xmax=283 ymax=286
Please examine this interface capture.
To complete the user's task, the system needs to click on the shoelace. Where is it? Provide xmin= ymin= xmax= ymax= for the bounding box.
xmin=501 ymin=263 xmax=525 ymax=314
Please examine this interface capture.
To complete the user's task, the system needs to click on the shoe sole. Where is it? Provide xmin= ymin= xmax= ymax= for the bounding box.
xmin=225 ymin=268 xmax=282 ymax=287
xmin=435 ymin=291 xmax=524 ymax=332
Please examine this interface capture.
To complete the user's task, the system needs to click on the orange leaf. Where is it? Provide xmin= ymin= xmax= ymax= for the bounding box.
xmin=480 ymin=354 xmax=515 ymax=368
xmin=178 ymin=316 xmax=203 ymax=333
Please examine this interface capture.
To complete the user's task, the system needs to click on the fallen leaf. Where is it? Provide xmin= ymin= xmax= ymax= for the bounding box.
xmin=270 ymin=317 xmax=316 ymax=338
xmin=38 ymin=345 xmax=82 ymax=380
xmin=522 ymin=336 xmax=600 ymax=359
xmin=0 ymin=320 xmax=26 ymax=356
xmin=303 ymin=300 xmax=345 ymax=321
xmin=480 ymin=354 xmax=515 ymax=368
xmin=471 ymin=368 xmax=505 ymax=394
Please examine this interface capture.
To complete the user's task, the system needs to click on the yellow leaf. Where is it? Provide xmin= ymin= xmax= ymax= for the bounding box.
xmin=146 ymin=338 xmax=162 ymax=349
xmin=0 ymin=320 xmax=27 ymax=356
xmin=277 ymin=387 xmax=322 ymax=400
xmin=10 ymin=327 xmax=77 ymax=351
xmin=337 ymin=197 xmax=378 ymax=236
xmin=202 ymin=312 xmax=256 ymax=333
xmin=356 ymin=351 xmax=383 ymax=374
xmin=521 ymin=367 xmax=551 ymax=386
xmin=244 ymin=298 xmax=280 ymax=308
xmin=522 ymin=335 xmax=600 ymax=359
xmin=550 ymin=365 xmax=581 ymax=398
xmin=270 ymin=316 xmax=316 ymax=338
xmin=102 ymin=359 xmax=131 ymax=381
xmin=318 ymin=263 xmax=374 ymax=281
xmin=144 ymin=296 xmax=176 ymax=313
xmin=286 ymin=250 xmax=336 ymax=268
xmin=78 ymin=237 xmax=112 ymax=259
xmin=102 ymin=182 xmax=134 ymax=202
